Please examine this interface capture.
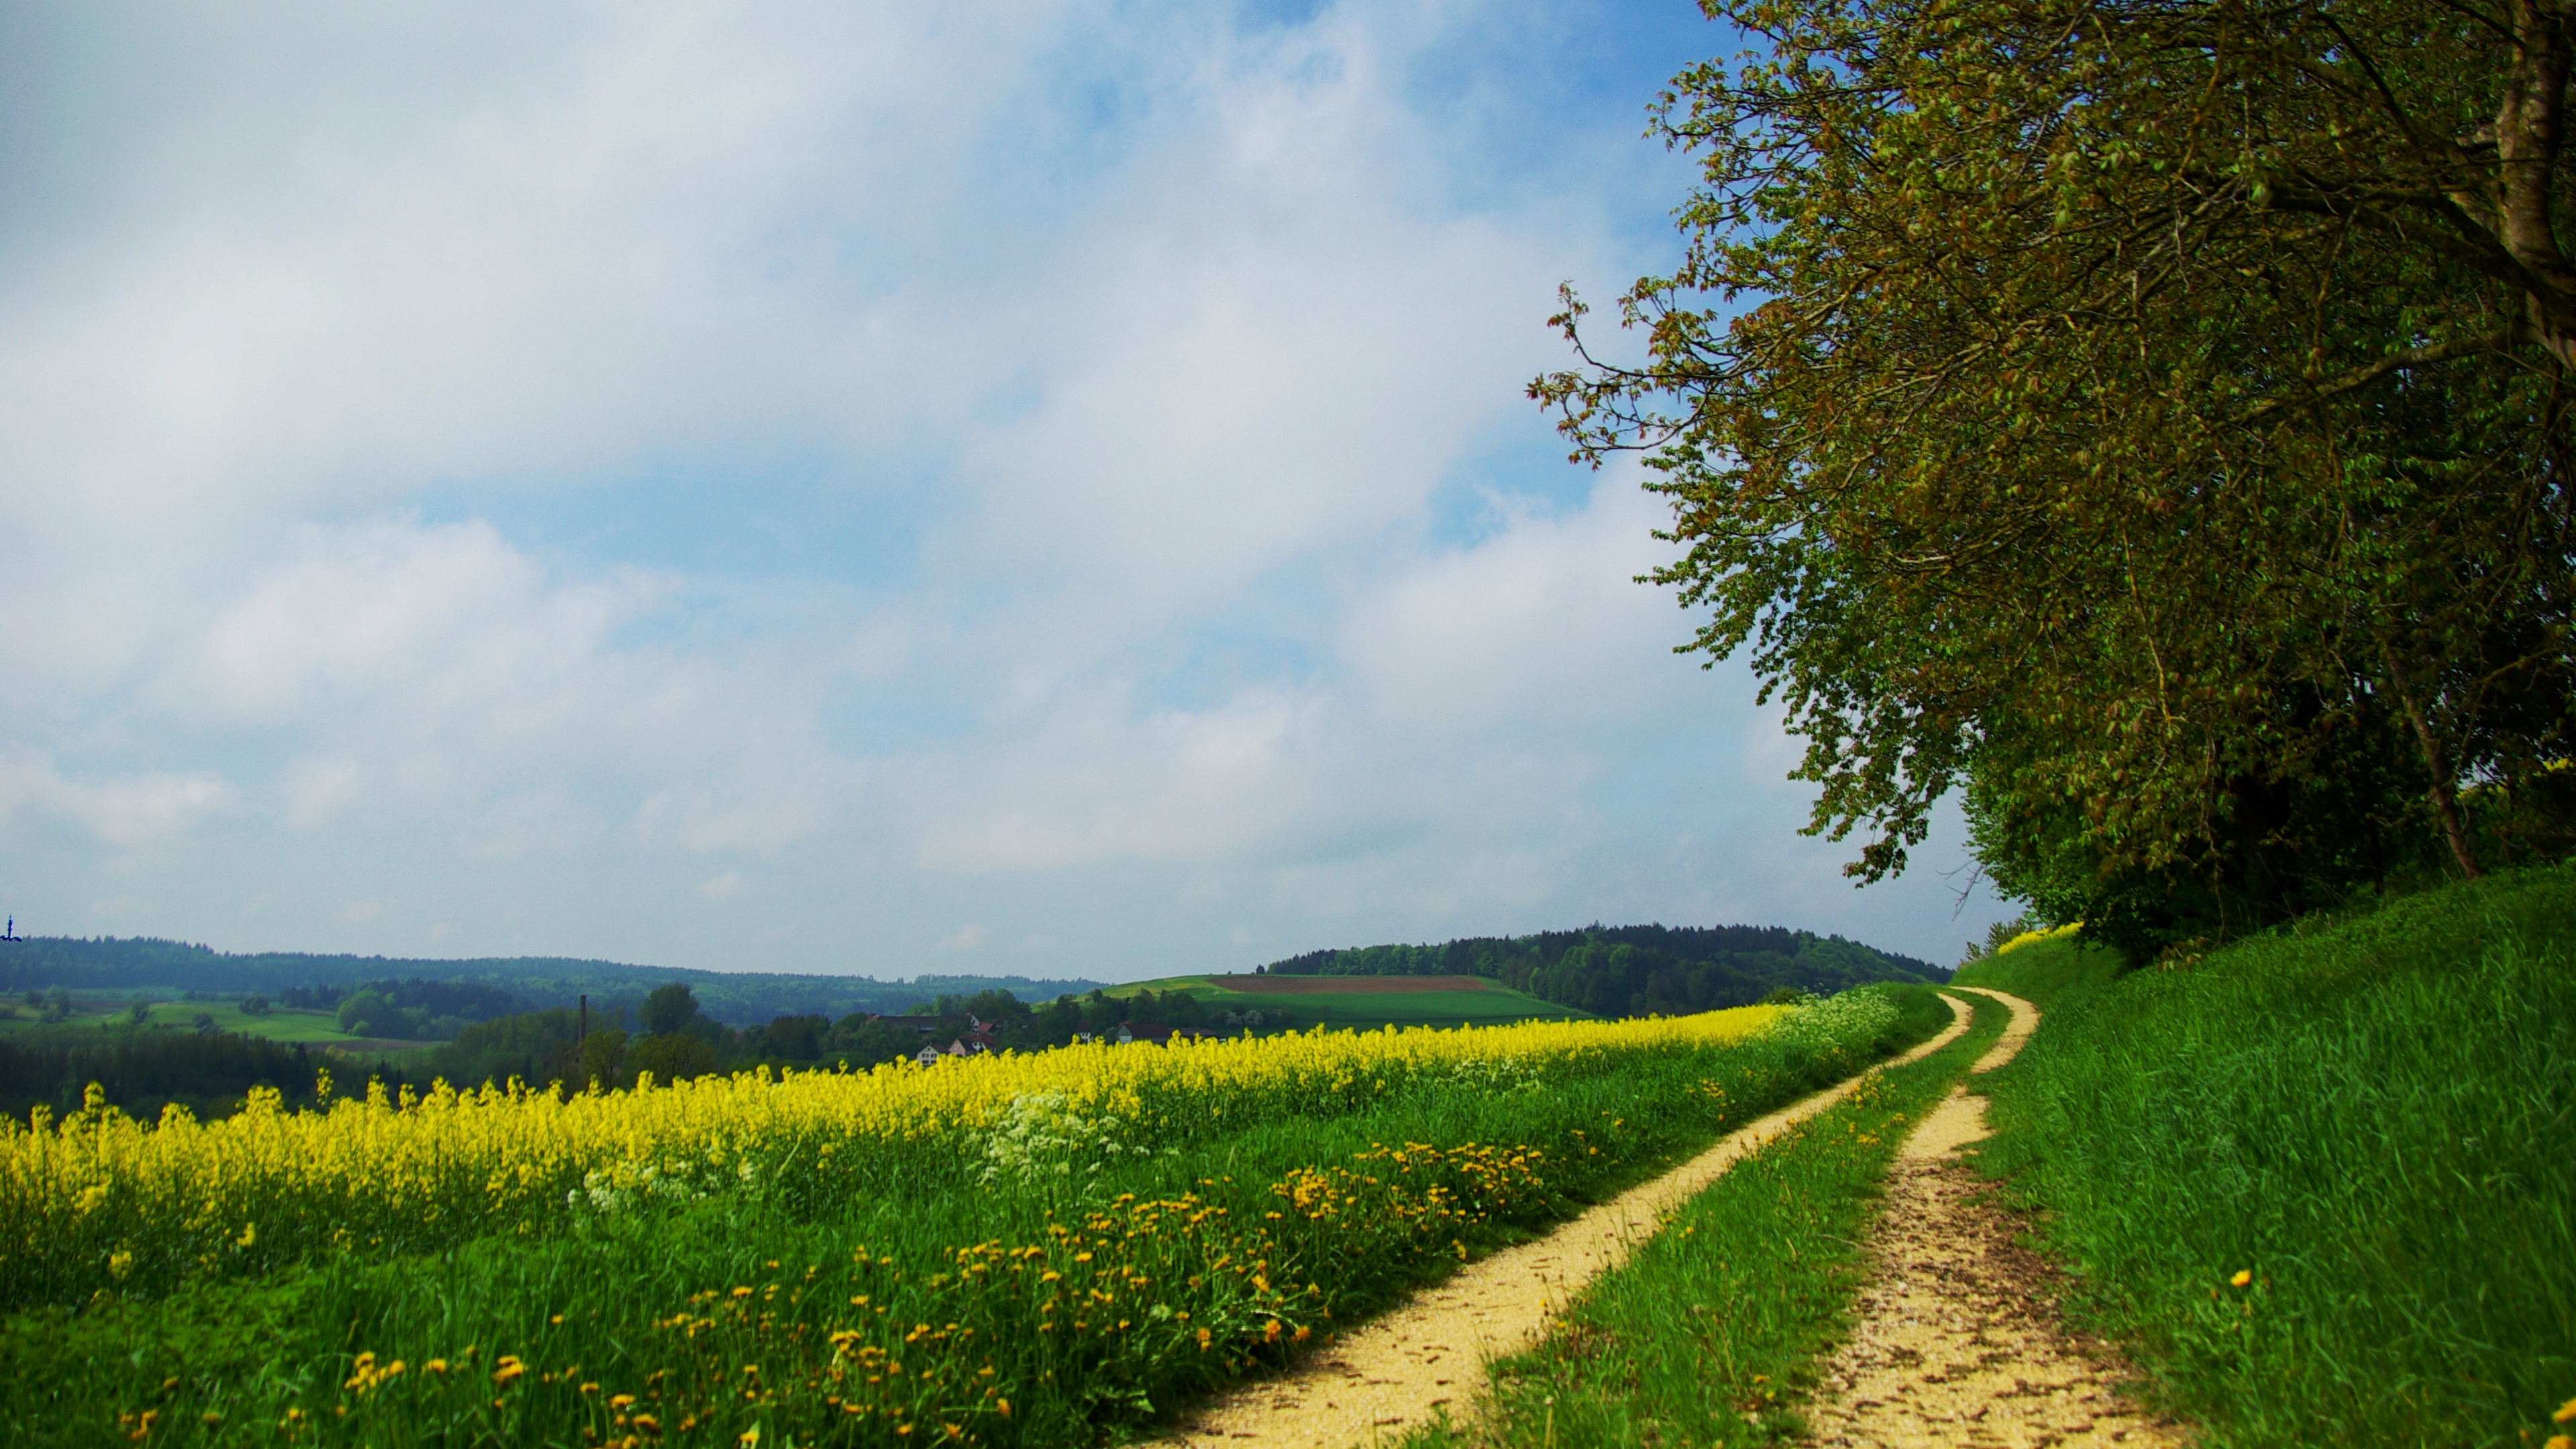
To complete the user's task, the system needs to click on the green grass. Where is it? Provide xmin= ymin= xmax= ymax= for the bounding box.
xmin=0 ymin=997 xmax=359 ymax=1045
xmin=1953 ymin=864 xmax=2576 ymax=1447
xmin=1949 ymin=932 xmax=2122 ymax=1008
xmin=1406 ymin=990 xmax=2007 ymax=1449
xmin=0 ymin=989 xmax=1949 ymax=1448
xmin=1110 ymin=974 xmax=1592 ymax=1029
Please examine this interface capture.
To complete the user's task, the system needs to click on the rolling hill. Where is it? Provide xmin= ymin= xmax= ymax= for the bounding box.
xmin=1258 ymin=922 xmax=1945 ymax=1018
xmin=0 ymin=936 xmax=1105 ymax=1028
xmin=1106 ymin=972 xmax=1591 ymax=1030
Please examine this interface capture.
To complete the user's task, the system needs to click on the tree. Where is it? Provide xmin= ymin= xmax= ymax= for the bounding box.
xmin=826 ymin=1014 xmax=929 ymax=1068
xmin=335 ymin=989 xmax=386 ymax=1036
xmin=631 ymin=1030 xmax=720 ymax=1083
xmin=640 ymin=983 xmax=700 ymax=1037
xmin=559 ymin=1028 xmax=628 ymax=1091
xmin=1537 ymin=0 xmax=2576 ymax=948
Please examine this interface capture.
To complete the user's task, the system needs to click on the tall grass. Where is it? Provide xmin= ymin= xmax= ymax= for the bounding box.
xmin=1954 ymin=865 xmax=2576 ymax=1446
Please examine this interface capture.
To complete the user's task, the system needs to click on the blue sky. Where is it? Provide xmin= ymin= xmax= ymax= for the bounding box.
xmin=0 ymin=0 xmax=2016 ymax=979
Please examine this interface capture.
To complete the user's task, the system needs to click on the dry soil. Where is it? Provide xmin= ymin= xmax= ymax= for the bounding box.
xmin=1148 ymin=994 xmax=1978 ymax=1448
xmin=1802 ymin=986 xmax=2191 ymax=1448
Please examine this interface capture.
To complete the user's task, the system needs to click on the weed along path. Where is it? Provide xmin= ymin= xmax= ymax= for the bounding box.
xmin=1151 ymin=996 xmax=1978 ymax=1449
xmin=1805 ymin=986 xmax=2192 ymax=1448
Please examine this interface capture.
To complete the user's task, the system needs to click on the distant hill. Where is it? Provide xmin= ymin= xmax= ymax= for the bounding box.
xmin=1106 ymin=972 xmax=1593 ymax=1031
xmin=0 ymin=936 xmax=1106 ymax=1028
xmin=1260 ymin=922 xmax=1947 ymax=1019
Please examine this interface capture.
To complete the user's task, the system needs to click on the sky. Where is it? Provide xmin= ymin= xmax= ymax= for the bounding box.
xmin=0 ymin=0 xmax=2017 ymax=981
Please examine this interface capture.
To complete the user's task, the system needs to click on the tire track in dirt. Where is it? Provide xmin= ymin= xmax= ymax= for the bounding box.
xmin=1805 ymin=986 xmax=2192 ymax=1447
xmin=1151 ymin=996 xmax=1977 ymax=1449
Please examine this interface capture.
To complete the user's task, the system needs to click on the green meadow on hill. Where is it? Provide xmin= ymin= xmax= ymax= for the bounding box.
xmin=0 ymin=996 xmax=358 ymax=1046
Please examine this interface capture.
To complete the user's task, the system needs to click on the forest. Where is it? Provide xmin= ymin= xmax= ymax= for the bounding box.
xmin=0 ymin=935 xmax=1103 ymax=1025
xmin=1260 ymin=923 xmax=1944 ymax=1017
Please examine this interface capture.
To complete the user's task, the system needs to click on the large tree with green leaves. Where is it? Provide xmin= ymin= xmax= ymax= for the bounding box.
xmin=1540 ymin=0 xmax=2576 ymax=951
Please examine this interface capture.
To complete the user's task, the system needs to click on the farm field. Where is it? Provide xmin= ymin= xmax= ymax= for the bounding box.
xmin=0 ymin=985 xmax=1944 ymax=1446
xmin=1109 ymin=973 xmax=1591 ymax=1030
xmin=0 ymin=995 xmax=364 ymax=1046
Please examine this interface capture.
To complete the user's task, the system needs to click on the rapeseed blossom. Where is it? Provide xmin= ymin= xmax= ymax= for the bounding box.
xmin=1 ymin=1007 xmax=1782 ymax=1306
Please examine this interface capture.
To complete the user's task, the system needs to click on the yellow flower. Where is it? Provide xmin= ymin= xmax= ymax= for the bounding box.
xmin=2557 ymin=1398 xmax=2576 ymax=1425
xmin=3 ymin=1002 xmax=1787 ymax=1306
xmin=2229 ymin=1270 xmax=2252 ymax=1288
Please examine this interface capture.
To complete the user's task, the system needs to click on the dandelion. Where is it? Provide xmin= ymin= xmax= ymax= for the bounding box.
xmin=2559 ymin=1398 xmax=2576 ymax=1425
xmin=2229 ymin=1270 xmax=2252 ymax=1287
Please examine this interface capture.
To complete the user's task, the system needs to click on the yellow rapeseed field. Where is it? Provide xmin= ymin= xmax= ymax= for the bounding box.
xmin=0 ymin=1008 xmax=1781 ymax=1306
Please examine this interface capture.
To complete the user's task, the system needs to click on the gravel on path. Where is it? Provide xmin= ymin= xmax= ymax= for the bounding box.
xmin=1150 ymin=995 xmax=1978 ymax=1449
xmin=1805 ymin=987 xmax=2192 ymax=1448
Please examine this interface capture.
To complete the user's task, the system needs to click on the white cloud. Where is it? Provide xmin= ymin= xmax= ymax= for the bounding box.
xmin=0 ymin=750 xmax=239 ymax=849
xmin=1341 ymin=472 xmax=1693 ymax=735
xmin=0 ymin=1 xmax=2023 ymax=971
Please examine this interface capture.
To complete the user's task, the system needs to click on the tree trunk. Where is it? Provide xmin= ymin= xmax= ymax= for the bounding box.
xmin=2381 ymin=643 xmax=2485 ymax=879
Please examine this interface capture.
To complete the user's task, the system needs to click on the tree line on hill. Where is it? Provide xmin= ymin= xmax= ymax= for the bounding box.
xmin=274 ymin=979 xmax=524 ymax=1039
xmin=0 ymin=1028 xmax=330 ymax=1124
xmin=484 ymin=983 xmax=1283 ymax=1093
xmin=1260 ymin=922 xmax=1944 ymax=1018
xmin=0 ymin=936 xmax=1105 ymax=1025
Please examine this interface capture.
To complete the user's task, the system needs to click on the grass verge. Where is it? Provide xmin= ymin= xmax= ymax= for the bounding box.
xmin=1954 ymin=863 xmax=2576 ymax=1448
xmin=1406 ymin=989 xmax=2009 ymax=1449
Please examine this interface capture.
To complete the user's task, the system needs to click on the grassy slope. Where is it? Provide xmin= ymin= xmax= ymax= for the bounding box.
xmin=1953 ymin=865 xmax=2576 ymax=1447
xmin=0 ymin=998 xmax=359 ymax=1044
xmin=1408 ymin=989 xmax=2006 ymax=1449
xmin=1108 ymin=974 xmax=1592 ymax=1029
xmin=0 ymin=991 xmax=1947 ymax=1448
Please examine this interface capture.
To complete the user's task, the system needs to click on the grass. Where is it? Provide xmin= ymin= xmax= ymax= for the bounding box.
xmin=1953 ymin=863 xmax=2576 ymax=1447
xmin=1111 ymin=974 xmax=1591 ymax=1030
xmin=1405 ymin=989 xmax=2006 ymax=1449
xmin=0 ymin=988 xmax=1949 ymax=1447
xmin=0 ymin=997 xmax=360 ymax=1045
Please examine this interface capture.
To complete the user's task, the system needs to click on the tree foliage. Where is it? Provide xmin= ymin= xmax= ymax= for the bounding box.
xmin=1539 ymin=0 xmax=2576 ymax=951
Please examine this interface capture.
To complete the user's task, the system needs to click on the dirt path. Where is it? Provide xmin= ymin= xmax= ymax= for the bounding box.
xmin=1152 ymin=996 xmax=1978 ymax=1449
xmin=1804 ymin=986 xmax=2190 ymax=1448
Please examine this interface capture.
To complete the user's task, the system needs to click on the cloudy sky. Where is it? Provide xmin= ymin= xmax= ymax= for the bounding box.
xmin=0 ymin=0 xmax=2014 ymax=981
